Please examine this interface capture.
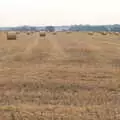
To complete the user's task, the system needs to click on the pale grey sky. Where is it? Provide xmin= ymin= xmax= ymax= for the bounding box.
xmin=0 ymin=0 xmax=120 ymax=26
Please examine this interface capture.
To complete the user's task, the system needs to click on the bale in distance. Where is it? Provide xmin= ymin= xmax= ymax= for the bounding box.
xmin=7 ymin=32 xmax=16 ymax=40
xmin=53 ymin=32 xmax=57 ymax=35
xmin=40 ymin=32 xmax=46 ymax=37
xmin=108 ymin=32 xmax=112 ymax=35
xmin=66 ymin=31 xmax=71 ymax=34
xmin=114 ymin=32 xmax=119 ymax=35
xmin=101 ymin=32 xmax=107 ymax=35
xmin=88 ymin=32 xmax=94 ymax=35
xmin=27 ymin=32 xmax=31 ymax=35
xmin=16 ymin=31 xmax=20 ymax=34
xmin=31 ymin=31 xmax=34 ymax=34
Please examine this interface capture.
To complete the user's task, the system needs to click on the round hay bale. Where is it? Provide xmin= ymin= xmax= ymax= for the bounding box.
xmin=114 ymin=32 xmax=119 ymax=35
xmin=108 ymin=32 xmax=113 ymax=35
xmin=40 ymin=32 xmax=46 ymax=37
xmin=7 ymin=32 xmax=16 ymax=40
xmin=16 ymin=31 xmax=20 ymax=34
xmin=88 ymin=32 xmax=94 ymax=35
xmin=66 ymin=31 xmax=71 ymax=34
xmin=53 ymin=32 xmax=57 ymax=35
xmin=101 ymin=32 xmax=107 ymax=35
xmin=27 ymin=32 xmax=31 ymax=35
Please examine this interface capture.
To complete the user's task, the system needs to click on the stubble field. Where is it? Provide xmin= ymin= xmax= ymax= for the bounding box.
xmin=0 ymin=31 xmax=120 ymax=120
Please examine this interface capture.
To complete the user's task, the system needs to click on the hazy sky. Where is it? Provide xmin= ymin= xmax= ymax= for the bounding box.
xmin=0 ymin=0 xmax=120 ymax=26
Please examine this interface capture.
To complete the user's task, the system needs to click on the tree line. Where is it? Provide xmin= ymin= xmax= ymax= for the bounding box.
xmin=1 ymin=24 xmax=120 ymax=32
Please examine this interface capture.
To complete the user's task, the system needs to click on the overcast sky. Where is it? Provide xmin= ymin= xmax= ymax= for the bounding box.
xmin=0 ymin=0 xmax=120 ymax=26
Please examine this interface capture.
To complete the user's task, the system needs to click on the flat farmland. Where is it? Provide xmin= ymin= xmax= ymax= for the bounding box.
xmin=0 ymin=31 xmax=120 ymax=120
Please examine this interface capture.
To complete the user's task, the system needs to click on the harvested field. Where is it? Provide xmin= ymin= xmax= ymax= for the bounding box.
xmin=0 ymin=31 xmax=120 ymax=120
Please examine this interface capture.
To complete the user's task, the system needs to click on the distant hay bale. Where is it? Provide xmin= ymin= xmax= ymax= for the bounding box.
xmin=101 ymin=32 xmax=107 ymax=35
xmin=7 ymin=32 xmax=16 ymax=40
xmin=88 ymin=32 xmax=94 ymax=35
xmin=27 ymin=32 xmax=30 ymax=35
xmin=108 ymin=32 xmax=113 ymax=35
xmin=30 ymin=32 xmax=32 ymax=35
xmin=16 ymin=31 xmax=20 ymax=34
xmin=40 ymin=32 xmax=46 ymax=37
xmin=114 ymin=32 xmax=119 ymax=35
xmin=66 ymin=31 xmax=71 ymax=34
xmin=53 ymin=32 xmax=57 ymax=35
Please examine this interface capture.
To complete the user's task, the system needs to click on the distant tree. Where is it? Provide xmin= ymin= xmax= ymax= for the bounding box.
xmin=30 ymin=27 xmax=37 ymax=31
xmin=45 ymin=26 xmax=55 ymax=32
xmin=69 ymin=25 xmax=111 ymax=32
xmin=111 ymin=25 xmax=120 ymax=32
